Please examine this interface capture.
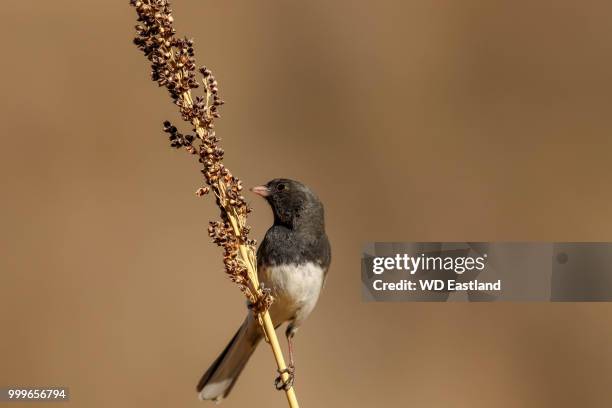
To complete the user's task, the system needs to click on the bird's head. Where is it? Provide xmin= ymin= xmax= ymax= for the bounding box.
xmin=251 ymin=178 xmax=324 ymax=230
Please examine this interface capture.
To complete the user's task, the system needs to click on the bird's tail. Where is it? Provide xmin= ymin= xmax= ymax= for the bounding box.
xmin=197 ymin=313 xmax=261 ymax=402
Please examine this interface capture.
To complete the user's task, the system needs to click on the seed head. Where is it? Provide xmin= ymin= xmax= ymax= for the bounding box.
xmin=130 ymin=0 xmax=260 ymax=303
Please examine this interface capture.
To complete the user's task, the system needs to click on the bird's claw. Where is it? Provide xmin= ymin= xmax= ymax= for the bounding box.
xmin=247 ymin=284 xmax=274 ymax=314
xmin=274 ymin=365 xmax=295 ymax=391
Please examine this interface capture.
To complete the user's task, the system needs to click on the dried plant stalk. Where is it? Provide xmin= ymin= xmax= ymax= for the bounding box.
xmin=129 ymin=1 xmax=299 ymax=406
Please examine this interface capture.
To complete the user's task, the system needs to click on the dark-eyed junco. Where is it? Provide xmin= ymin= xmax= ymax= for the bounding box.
xmin=197 ymin=178 xmax=331 ymax=402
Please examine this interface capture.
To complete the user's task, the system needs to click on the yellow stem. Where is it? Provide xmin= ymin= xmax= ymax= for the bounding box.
xmin=139 ymin=4 xmax=299 ymax=408
xmin=261 ymin=312 xmax=300 ymax=407
xmin=166 ymin=41 xmax=299 ymax=408
xmin=233 ymin=224 xmax=300 ymax=407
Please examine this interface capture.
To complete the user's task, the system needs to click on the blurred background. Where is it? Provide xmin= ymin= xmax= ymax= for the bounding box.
xmin=2 ymin=0 xmax=612 ymax=407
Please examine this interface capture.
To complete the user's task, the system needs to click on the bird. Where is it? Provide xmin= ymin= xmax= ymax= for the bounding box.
xmin=197 ymin=178 xmax=331 ymax=402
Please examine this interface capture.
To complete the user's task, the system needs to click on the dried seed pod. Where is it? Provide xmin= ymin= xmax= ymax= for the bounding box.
xmin=195 ymin=187 xmax=210 ymax=196
xmin=130 ymin=0 xmax=278 ymax=363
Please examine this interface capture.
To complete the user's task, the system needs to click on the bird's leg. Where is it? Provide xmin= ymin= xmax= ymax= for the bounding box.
xmin=287 ymin=330 xmax=296 ymax=369
xmin=274 ymin=327 xmax=296 ymax=390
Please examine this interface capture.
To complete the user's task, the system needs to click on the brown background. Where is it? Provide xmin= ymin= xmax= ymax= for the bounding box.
xmin=2 ymin=1 xmax=612 ymax=407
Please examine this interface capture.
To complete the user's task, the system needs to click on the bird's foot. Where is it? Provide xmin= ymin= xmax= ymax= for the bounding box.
xmin=247 ymin=284 xmax=273 ymax=314
xmin=274 ymin=365 xmax=295 ymax=391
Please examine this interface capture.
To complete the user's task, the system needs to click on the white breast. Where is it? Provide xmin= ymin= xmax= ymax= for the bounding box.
xmin=260 ymin=262 xmax=325 ymax=327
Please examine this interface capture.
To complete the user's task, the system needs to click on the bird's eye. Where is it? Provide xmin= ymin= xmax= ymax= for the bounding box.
xmin=276 ymin=183 xmax=286 ymax=192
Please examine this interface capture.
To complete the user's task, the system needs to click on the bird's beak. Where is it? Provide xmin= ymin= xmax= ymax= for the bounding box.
xmin=250 ymin=185 xmax=270 ymax=197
